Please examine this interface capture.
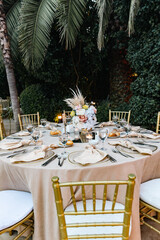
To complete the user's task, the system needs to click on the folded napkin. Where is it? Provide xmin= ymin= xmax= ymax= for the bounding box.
xmin=120 ymin=131 xmax=160 ymax=139
xmin=74 ymin=146 xmax=107 ymax=165
xmin=0 ymin=140 xmax=31 ymax=150
xmin=130 ymin=126 xmax=140 ymax=132
xmin=18 ymin=131 xmax=30 ymax=136
xmin=46 ymin=124 xmax=52 ymax=130
xmin=10 ymin=149 xmax=46 ymax=163
xmin=108 ymin=140 xmax=152 ymax=155
xmin=99 ymin=121 xmax=115 ymax=127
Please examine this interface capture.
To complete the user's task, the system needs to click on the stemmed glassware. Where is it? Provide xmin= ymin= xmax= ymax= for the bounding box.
xmin=26 ymin=124 xmax=34 ymax=134
xmin=31 ymin=128 xmax=40 ymax=144
xmin=59 ymin=133 xmax=68 ymax=155
xmin=41 ymin=119 xmax=47 ymax=127
xmin=99 ymin=128 xmax=109 ymax=151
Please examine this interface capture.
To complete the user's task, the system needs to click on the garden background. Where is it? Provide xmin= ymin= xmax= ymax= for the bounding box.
xmin=0 ymin=0 xmax=160 ymax=130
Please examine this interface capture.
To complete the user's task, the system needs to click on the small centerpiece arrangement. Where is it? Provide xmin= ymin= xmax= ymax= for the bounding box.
xmin=64 ymin=88 xmax=97 ymax=130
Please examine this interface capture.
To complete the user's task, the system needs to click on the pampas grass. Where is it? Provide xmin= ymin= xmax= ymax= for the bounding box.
xmin=64 ymin=88 xmax=85 ymax=109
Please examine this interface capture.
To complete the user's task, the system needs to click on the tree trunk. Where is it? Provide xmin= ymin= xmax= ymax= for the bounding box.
xmin=0 ymin=0 xmax=20 ymax=131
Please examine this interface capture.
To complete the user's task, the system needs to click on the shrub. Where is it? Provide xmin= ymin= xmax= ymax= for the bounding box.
xmin=96 ymin=100 xmax=111 ymax=122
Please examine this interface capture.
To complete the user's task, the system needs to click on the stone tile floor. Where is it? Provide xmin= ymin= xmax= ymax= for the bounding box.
xmin=0 ymin=219 xmax=160 ymax=240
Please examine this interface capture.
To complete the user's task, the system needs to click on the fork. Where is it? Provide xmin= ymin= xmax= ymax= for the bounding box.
xmin=112 ymin=149 xmax=134 ymax=158
xmin=59 ymin=156 xmax=67 ymax=167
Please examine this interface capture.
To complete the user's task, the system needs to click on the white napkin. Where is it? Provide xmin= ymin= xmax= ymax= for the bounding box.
xmin=10 ymin=149 xmax=46 ymax=163
xmin=108 ymin=140 xmax=152 ymax=155
xmin=120 ymin=131 xmax=160 ymax=139
xmin=74 ymin=146 xmax=107 ymax=165
xmin=131 ymin=126 xmax=140 ymax=132
xmin=0 ymin=140 xmax=31 ymax=150
xmin=18 ymin=131 xmax=30 ymax=136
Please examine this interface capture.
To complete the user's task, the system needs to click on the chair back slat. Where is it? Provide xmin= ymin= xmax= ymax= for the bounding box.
xmin=112 ymin=185 xmax=119 ymax=210
xmin=102 ymin=184 xmax=107 ymax=211
xmin=156 ymin=112 xmax=160 ymax=133
xmin=0 ymin=115 xmax=6 ymax=140
xmin=18 ymin=113 xmax=40 ymax=131
xmin=81 ymin=185 xmax=86 ymax=212
xmin=52 ymin=175 xmax=136 ymax=240
xmin=109 ymin=110 xmax=131 ymax=123
xmin=92 ymin=185 xmax=96 ymax=211
xmin=70 ymin=186 xmax=77 ymax=212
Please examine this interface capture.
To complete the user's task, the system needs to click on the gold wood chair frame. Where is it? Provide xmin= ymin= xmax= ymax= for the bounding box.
xmin=18 ymin=112 xmax=40 ymax=131
xmin=109 ymin=110 xmax=131 ymax=123
xmin=140 ymin=200 xmax=160 ymax=235
xmin=156 ymin=112 xmax=160 ymax=133
xmin=0 ymin=115 xmax=6 ymax=140
xmin=0 ymin=211 xmax=34 ymax=239
xmin=52 ymin=174 xmax=136 ymax=240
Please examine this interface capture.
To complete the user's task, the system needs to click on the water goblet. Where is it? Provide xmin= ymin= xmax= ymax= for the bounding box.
xmin=31 ymin=129 xmax=40 ymax=144
xmin=59 ymin=133 xmax=68 ymax=156
xmin=112 ymin=115 xmax=119 ymax=124
xmin=26 ymin=124 xmax=34 ymax=134
xmin=99 ymin=128 xmax=109 ymax=151
xmin=41 ymin=118 xmax=47 ymax=127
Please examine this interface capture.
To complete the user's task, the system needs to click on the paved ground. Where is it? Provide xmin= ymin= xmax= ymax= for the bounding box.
xmin=0 ymin=219 xmax=160 ymax=240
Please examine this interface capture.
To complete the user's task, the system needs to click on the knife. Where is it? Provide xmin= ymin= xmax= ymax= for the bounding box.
xmin=107 ymin=154 xmax=117 ymax=163
xmin=133 ymin=142 xmax=157 ymax=148
xmin=42 ymin=154 xmax=58 ymax=167
xmin=0 ymin=149 xmax=25 ymax=157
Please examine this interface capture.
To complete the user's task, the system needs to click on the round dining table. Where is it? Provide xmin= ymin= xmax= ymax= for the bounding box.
xmin=0 ymin=126 xmax=160 ymax=240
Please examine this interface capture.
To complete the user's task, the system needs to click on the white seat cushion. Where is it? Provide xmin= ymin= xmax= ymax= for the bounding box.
xmin=65 ymin=199 xmax=128 ymax=240
xmin=0 ymin=190 xmax=33 ymax=231
xmin=140 ymin=178 xmax=160 ymax=209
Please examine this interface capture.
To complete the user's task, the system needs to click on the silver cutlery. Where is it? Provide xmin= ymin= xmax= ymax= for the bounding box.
xmin=107 ymin=154 xmax=117 ymax=163
xmin=112 ymin=149 xmax=134 ymax=158
xmin=7 ymin=149 xmax=27 ymax=158
xmin=6 ymin=137 xmax=22 ymax=140
xmin=41 ymin=154 xmax=58 ymax=167
xmin=59 ymin=156 xmax=67 ymax=167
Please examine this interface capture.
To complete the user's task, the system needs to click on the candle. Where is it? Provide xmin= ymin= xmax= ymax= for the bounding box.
xmin=58 ymin=115 xmax=62 ymax=123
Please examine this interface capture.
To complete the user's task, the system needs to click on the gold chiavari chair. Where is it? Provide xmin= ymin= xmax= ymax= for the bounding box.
xmin=0 ymin=104 xmax=2 ymax=116
xmin=18 ymin=112 xmax=40 ymax=131
xmin=0 ymin=190 xmax=34 ymax=239
xmin=140 ymin=178 xmax=160 ymax=235
xmin=156 ymin=112 xmax=160 ymax=134
xmin=0 ymin=115 xmax=6 ymax=140
xmin=52 ymin=174 xmax=136 ymax=240
xmin=109 ymin=110 xmax=131 ymax=124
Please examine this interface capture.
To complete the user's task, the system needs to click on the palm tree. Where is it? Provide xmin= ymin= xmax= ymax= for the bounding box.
xmin=16 ymin=0 xmax=140 ymax=70
xmin=0 ymin=0 xmax=20 ymax=131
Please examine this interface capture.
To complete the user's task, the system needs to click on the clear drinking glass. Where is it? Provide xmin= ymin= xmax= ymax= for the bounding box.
xmin=31 ymin=129 xmax=40 ymax=143
xmin=59 ymin=133 xmax=68 ymax=155
xmin=99 ymin=129 xmax=109 ymax=151
xmin=41 ymin=118 xmax=47 ymax=127
xmin=26 ymin=124 xmax=34 ymax=134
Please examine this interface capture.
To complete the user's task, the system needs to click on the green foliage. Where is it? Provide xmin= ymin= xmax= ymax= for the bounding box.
xmin=96 ymin=99 xmax=110 ymax=122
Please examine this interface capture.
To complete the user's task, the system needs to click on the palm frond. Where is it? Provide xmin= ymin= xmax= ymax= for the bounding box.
xmin=6 ymin=0 xmax=21 ymax=59
xmin=96 ymin=0 xmax=112 ymax=51
xmin=56 ymin=0 xmax=86 ymax=50
xmin=18 ymin=0 xmax=58 ymax=70
xmin=128 ymin=0 xmax=140 ymax=36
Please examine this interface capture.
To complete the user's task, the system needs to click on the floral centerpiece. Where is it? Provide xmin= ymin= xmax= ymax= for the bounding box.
xmin=64 ymin=88 xmax=97 ymax=130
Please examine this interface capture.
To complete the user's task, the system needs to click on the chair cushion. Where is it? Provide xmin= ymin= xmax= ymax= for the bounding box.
xmin=65 ymin=199 xmax=128 ymax=240
xmin=0 ymin=190 xmax=33 ymax=231
xmin=140 ymin=178 xmax=160 ymax=209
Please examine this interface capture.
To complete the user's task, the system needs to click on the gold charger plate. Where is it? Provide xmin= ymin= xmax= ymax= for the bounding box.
xmin=68 ymin=151 xmax=108 ymax=166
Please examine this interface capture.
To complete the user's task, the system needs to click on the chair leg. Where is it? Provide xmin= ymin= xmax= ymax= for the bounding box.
xmin=9 ymin=230 xmax=13 ymax=236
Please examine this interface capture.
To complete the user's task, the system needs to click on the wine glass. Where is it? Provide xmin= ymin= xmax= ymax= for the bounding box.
xmin=124 ymin=124 xmax=131 ymax=135
xmin=41 ymin=118 xmax=47 ymax=127
xmin=31 ymin=129 xmax=40 ymax=144
xmin=120 ymin=119 xmax=127 ymax=128
xmin=99 ymin=128 xmax=109 ymax=151
xmin=59 ymin=133 xmax=68 ymax=156
xmin=112 ymin=115 xmax=119 ymax=124
xmin=26 ymin=124 xmax=34 ymax=134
